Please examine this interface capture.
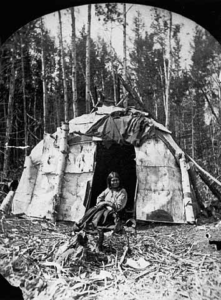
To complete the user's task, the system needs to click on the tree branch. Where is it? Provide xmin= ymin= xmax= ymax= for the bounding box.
xmin=200 ymin=87 xmax=221 ymax=126
xmin=117 ymin=74 xmax=148 ymax=112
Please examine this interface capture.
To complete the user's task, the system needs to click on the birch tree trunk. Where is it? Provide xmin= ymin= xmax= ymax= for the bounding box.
xmin=3 ymin=37 xmax=16 ymax=177
xmin=191 ymin=99 xmax=195 ymax=159
xmin=79 ymin=61 xmax=95 ymax=107
xmin=40 ymin=18 xmax=47 ymax=134
xmin=155 ymin=96 xmax=158 ymax=120
xmin=112 ymin=64 xmax=117 ymax=105
xmin=110 ymin=39 xmax=117 ymax=104
xmin=71 ymin=7 xmax=78 ymax=118
xmin=58 ymin=10 xmax=69 ymax=123
xmin=56 ymin=49 xmax=62 ymax=127
xmin=20 ymin=32 xmax=28 ymax=157
xmin=101 ymin=70 xmax=105 ymax=97
xmin=163 ymin=12 xmax=172 ymax=129
xmin=108 ymin=24 xmax=117 ymax=105
xmin=123 ymin=3 xmax=127 ymax=107
xmin=86 ymin=4 xmax=91 ymax=113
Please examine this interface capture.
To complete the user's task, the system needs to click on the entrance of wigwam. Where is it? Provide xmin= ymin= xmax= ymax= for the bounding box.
xmin=90 ymin=142 xmax=137 ymax=215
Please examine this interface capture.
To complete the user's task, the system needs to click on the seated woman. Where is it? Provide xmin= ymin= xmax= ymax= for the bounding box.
xmin=73 ymin=172 xmax=127 ymax=231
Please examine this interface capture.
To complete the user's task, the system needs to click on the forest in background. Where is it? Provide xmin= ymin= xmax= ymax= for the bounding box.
xmin=0 ymin=3 xmax=221 ymax=182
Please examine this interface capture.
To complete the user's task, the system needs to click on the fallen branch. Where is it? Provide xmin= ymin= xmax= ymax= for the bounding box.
xmin=117 ymin=245 xmax=129 ymax=276
xmin=43 ymin=241 xmax=61 ymax=260
xmin=81 ymin=282 xmax=115 ymax=298
xmin=119 ymin=246 xmax=129 ymax=267
xmin=134 ymin=265 xmax=157 ymax=281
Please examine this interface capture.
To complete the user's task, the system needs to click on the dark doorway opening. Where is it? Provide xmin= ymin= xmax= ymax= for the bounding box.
xmin=90 ymin=141 xmax=137 ymax=212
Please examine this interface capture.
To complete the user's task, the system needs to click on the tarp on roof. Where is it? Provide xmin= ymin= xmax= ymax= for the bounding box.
xmin=69 ymin=106 xmax=170 ymax=140
xmin=72 ymin=107 xmax=171 ymax=147
xmin=69 ymin=106 xmax=125 ymax=135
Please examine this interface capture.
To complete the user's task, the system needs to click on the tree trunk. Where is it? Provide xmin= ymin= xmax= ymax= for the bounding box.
xmin=3 ymin=38 xmax=16 ymax=177
xmin=109 ymin=24 xmax=117 ymax=105
xmin=123 ymin=3 xmax=127 ymax=107
xmin=112 ymin=66 xmax=117 ymax=105
xmin=33 ymin=86 xmax=37 ymax=144
xmin=117 ymin=75 xmax=121 ymax=103
xmin=40 ymin=18 xmax=47 ymax=134
xmin=56 ymin=49 xmax=62 ymax=127
xmin=15 ymin=118 xmax=19 ymax=164
xmin=56 ymin=94 xmax=61 ymax=127
xmin=86 ymin=4 xmax=91 ymax=113
xmin=191 ymin=99 xmax=195 ymax=159
xmin=71 ymin=7 xmax=78 ymax=118
xmin=209 ymin=121 xmax=217 ymax=175
xmin=155 ymin=97 xmax=158 ymax=120
xmin=101 ymin=70 xmax=105 ymax=97
xmin=58 ymin=10 xmax=69 ymax=123
xmin=0 ymin=38 xmax=2 ymax=84
xmin=20 ymin=32 xmax=28 ymax=157
xmin=110 ymin=47 xmax=117 ymax=104
xmin=79 ymin=61 xmax=95 ymax=107
xmin=164 ymin=12 xmax=172 ymax=129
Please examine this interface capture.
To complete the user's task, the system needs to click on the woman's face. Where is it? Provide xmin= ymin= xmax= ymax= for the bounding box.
xmin=110 ymin=177 xmax=120 ymax=189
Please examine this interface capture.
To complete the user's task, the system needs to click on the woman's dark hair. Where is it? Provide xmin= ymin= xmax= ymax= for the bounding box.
xmin=107 ymin=172 xmax=122 ymax=189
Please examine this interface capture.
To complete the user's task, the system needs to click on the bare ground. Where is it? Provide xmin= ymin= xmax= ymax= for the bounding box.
xmin=0 ymin=215 xmax=221 ymax=300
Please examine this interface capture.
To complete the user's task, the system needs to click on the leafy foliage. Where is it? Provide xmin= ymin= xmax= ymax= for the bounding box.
xmin=95 ymin=3 xmax=123 ymax=24
xmin=0 ymin=6 xmax=221 ymax=179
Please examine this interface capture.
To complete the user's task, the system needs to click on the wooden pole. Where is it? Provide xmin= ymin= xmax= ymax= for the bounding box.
xmin=187 ymin=153 xmax=221 ymax=199
xmin=118 ymin=75 xmax=148 ymax=111
xmin=179 ymin=153 xmax=195 ymax=224
xmin=52 ymin=122 xmax=69 ymax=223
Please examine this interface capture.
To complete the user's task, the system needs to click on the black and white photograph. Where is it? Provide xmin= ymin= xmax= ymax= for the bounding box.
xmin=0 ymin=1 xmax=221 ymax=299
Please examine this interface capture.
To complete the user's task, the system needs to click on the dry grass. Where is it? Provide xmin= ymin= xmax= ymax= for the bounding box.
xmin=0 ymin=216 xmax=221 ymax=300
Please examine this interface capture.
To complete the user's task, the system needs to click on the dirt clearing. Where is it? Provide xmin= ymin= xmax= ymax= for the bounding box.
xmin=0 ymin=216 xmax=221 ymax=300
